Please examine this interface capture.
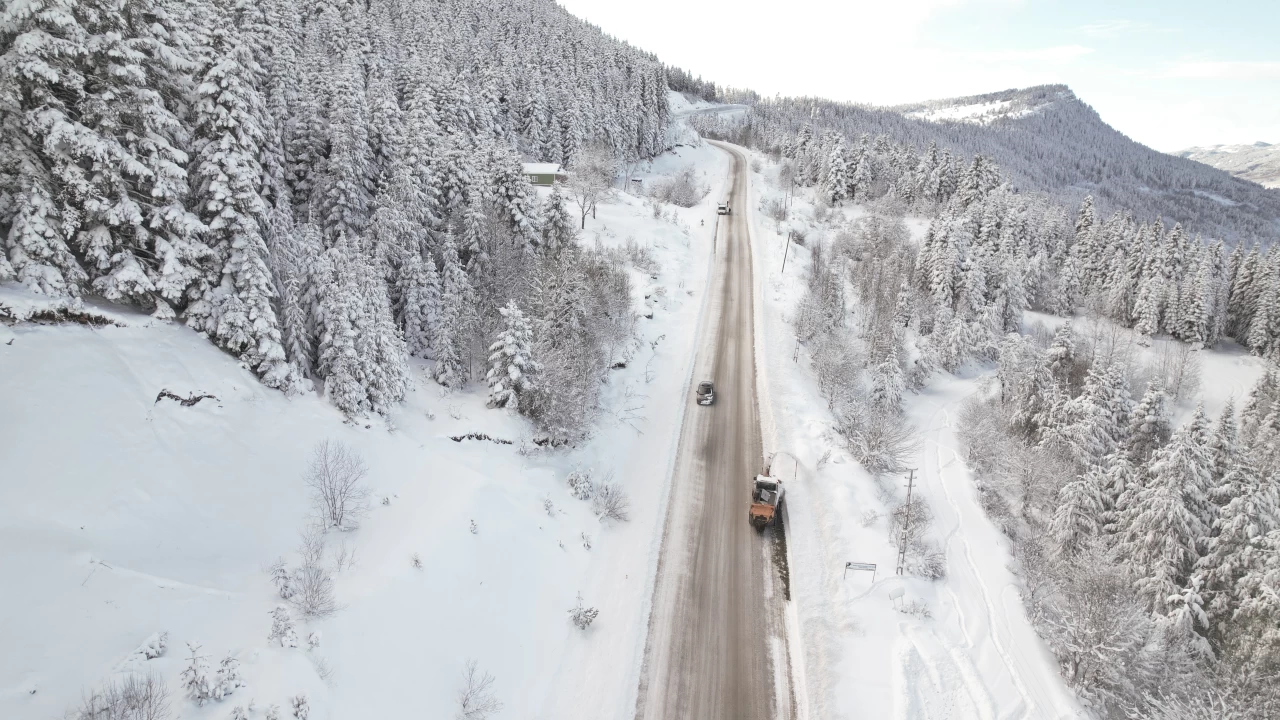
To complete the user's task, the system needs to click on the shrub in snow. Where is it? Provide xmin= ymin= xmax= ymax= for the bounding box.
xmin=306 ymin=631 xmax=322 ymax=650
xmin=269 ymin=605 xmax=298 ymax=648
xmin=269 ymin=560 xmax=295 ymax=600
xmin=543 ymin=497 xmax=555 ymax=516
xmin=645 ymin=165 xmax=709 ymax=208
xmin=411 ymin=553 xmax=423 ymax=569
xmin=135 ymin=631 xmax=168 ymax=660
xmin=73 ymin=672 xmax=170 ymax=720
xmin=457 ymin=659 xmax=503 ymax=720
xmin=581 ymin=532 xmax=592 ymax=551
xmin=230 ymin=705 xmax=249 ymax=720
xmin=834 ymin=403 xmax=918 ymax=475
xmin=591 ymin=482 xmax=631 ymax=522
xmin=569 ymin=593 xmax=599 ymax=630
xmin=470 ymin=519 xmax=478 ymax=534
xmin=180 ymin=642 xmax=214 ymax=706
xmin=566 ymin=469 xmax=595 ymax=501
xmin=290 ymin=694 xmax=309 ymax=720
xmin=264 ymin=704 xmax=281 ymax=720
xmin=303 ymin=440 xmax=370 ymax=530
xmin=293 ymin=560 xmax=336 ymax=618
xmin=213 ymin=654 xmax=243 ymax=700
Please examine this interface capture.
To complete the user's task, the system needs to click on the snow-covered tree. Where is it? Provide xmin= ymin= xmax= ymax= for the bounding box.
xmin=180 ymin=642 xmax=214 ymax=706
xmin=486 ymin=301 xmax=539 ymax=410
xmin=269 ymin=604 xmax=298 ymax=648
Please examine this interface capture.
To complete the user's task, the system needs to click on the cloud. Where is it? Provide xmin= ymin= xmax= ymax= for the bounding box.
xmin=1079 ymin=20 xmax=1179 ymax=38
xmin=1165 ymin=60 xmax=1280 ymax=79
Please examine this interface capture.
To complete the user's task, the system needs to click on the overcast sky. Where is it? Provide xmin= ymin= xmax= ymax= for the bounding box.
xmin=556 ymin=0 xmax=1280 ymax=152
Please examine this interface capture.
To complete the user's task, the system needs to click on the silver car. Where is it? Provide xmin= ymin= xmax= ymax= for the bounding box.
xmin=696 ymin=380 xmax=715 ymax=406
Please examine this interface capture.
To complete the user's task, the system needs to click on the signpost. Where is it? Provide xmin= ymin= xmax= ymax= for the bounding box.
xmin=844 ymin=561 xmax=877 ymax=583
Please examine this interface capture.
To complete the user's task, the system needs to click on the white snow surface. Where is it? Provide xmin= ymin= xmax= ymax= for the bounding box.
xmin=905 ymin=100 xmax=1039 ymax=126
xmin=0 ymin=141 xmax=731 ymax=719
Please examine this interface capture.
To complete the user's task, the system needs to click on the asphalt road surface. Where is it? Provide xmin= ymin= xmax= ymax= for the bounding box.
xmin=634 ymin=142 xmax=793 ymax=720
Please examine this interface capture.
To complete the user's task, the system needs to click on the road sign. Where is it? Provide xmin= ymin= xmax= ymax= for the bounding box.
xmin=844 ymin=561 xmax=877 ymax=582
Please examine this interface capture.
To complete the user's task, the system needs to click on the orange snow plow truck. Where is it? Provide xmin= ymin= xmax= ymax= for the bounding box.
xmin=748 ymin=452 xmax=797 ymax=530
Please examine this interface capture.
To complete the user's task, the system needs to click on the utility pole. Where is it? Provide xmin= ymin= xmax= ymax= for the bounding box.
xmin=895 ymin=468 xmax=917 ymax=576
xmin=781 ymin=230 xmax=793 ymax=274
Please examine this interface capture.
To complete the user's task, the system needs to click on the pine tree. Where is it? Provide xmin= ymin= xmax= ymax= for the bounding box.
xmin=486 ymin=301 xmax=539 ymax=410
xmin=1117 ymin=419 xmax=1213 ymax=612
xmin=187 ymin=12 xmax=293 ymax=389
xmin=1125 ymin=385 xmax=1173 ymax=464
xmin=321 ymin=51 xmax=375 ymax=243
xmin=180 ymin=642 xmax=214 ymax=706
xmin=0 ymin=0 xmax=91 ymax=296
xmin=1050 ymin=464 xmax=1106 ymax=556
xmin=432 ymin=233 xmax=472 ymax=388
xmin=313 ymin=236 xmax=367 ymax=416
xmin=399 ymin=252 xmax=440 ymax=358
xmin=1197 ymin=460 xmax=1278 ymax=625
xmin=824 ymin=136 xmax=849 ymax=205
xmin=1209 ymin=400 xmax=1239 ymax=484
xmin=869 ymin=356 xmax=905 ymax=415
xmin=542 ymin=186 xmax=577 ymax=253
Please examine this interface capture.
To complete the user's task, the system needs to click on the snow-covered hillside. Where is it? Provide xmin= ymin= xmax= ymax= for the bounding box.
xmin=0 ymin=144 xmax=730 ymax=720
xmin=732 ymin=85 xmax=1280 ymax=243
xmin=740 ymin=141 xmax=1279 ymax=718
xmin=1178 ymin=142 xmax=1280 ymax=189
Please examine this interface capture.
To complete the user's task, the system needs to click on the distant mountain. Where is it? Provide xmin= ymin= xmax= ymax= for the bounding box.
xmin=1178 ymin=142 xmax=1280 ymax=189
xmin=885 ymin=85 xmax=1280 ymax=241
xmin=739 ymin=85 xmax=1280 ymax=242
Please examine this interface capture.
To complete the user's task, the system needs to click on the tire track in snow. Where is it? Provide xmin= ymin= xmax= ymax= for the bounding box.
xmin=911 ymin=391 xmax=1084 ymax=720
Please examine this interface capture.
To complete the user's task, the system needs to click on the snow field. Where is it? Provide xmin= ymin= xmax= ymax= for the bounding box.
xmin=0 ymin=141 xmax=730 ymax=720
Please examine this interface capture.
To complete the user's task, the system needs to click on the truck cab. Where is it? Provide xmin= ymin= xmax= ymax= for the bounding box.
xmin=696 ymin=380 xmax=715 ymax=406
xmin=717 ymin=202 xmax=730 ymax=215
xmin=748 ymin=476 xmax=783 ymax=529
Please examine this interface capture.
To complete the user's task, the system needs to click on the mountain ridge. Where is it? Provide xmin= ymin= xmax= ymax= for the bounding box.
xmin=1178 ymin=142 xmax=1280 ymax=189
xmin=757 ymin=83 xmax=1280 ymax=241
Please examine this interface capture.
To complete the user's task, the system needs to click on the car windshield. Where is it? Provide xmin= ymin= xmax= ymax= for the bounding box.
xmin=699 ymin=382 xmax=712 ymax=391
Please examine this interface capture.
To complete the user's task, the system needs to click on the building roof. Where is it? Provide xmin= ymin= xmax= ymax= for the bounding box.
xmin=521 ymin=162 xmax=563 ymax=175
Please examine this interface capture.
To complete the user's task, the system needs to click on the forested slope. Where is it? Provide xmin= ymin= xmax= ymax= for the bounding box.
xmin=0 ymin=0 xmax=670 ymax=427
xmin=737 ymin=85 xmax=1280 ymax=242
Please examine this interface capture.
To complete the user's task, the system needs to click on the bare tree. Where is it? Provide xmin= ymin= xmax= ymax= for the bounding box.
xmin=457 ymin=660 xmax=503 ymax=720
xmin=74 ymin=673 xmax=171 ymax=720
xmin=567 ymin=146 xmax=617 ymax=229
xmin=591 ymin=481 xmax=631 ymax=522
xmin=292 ymin=525 xmax=337 ymax=617
xmin=834 ymin=404 xmax=919 ymax=475
xmin=304 ymin=440 xmax=370 ymax=530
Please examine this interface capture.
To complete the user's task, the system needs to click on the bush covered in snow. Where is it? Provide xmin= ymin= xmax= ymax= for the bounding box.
xmin=590 ymin=481 xmax=631 ymax=523
xmin=645 ymin=165 xmax=709 ymax=208
xmin=568 ymin=593 xmax=599 ymax=630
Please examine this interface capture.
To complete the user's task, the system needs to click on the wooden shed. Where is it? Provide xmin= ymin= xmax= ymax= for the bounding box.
xmin=522 ymin=162 xmax=565 ymax=187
